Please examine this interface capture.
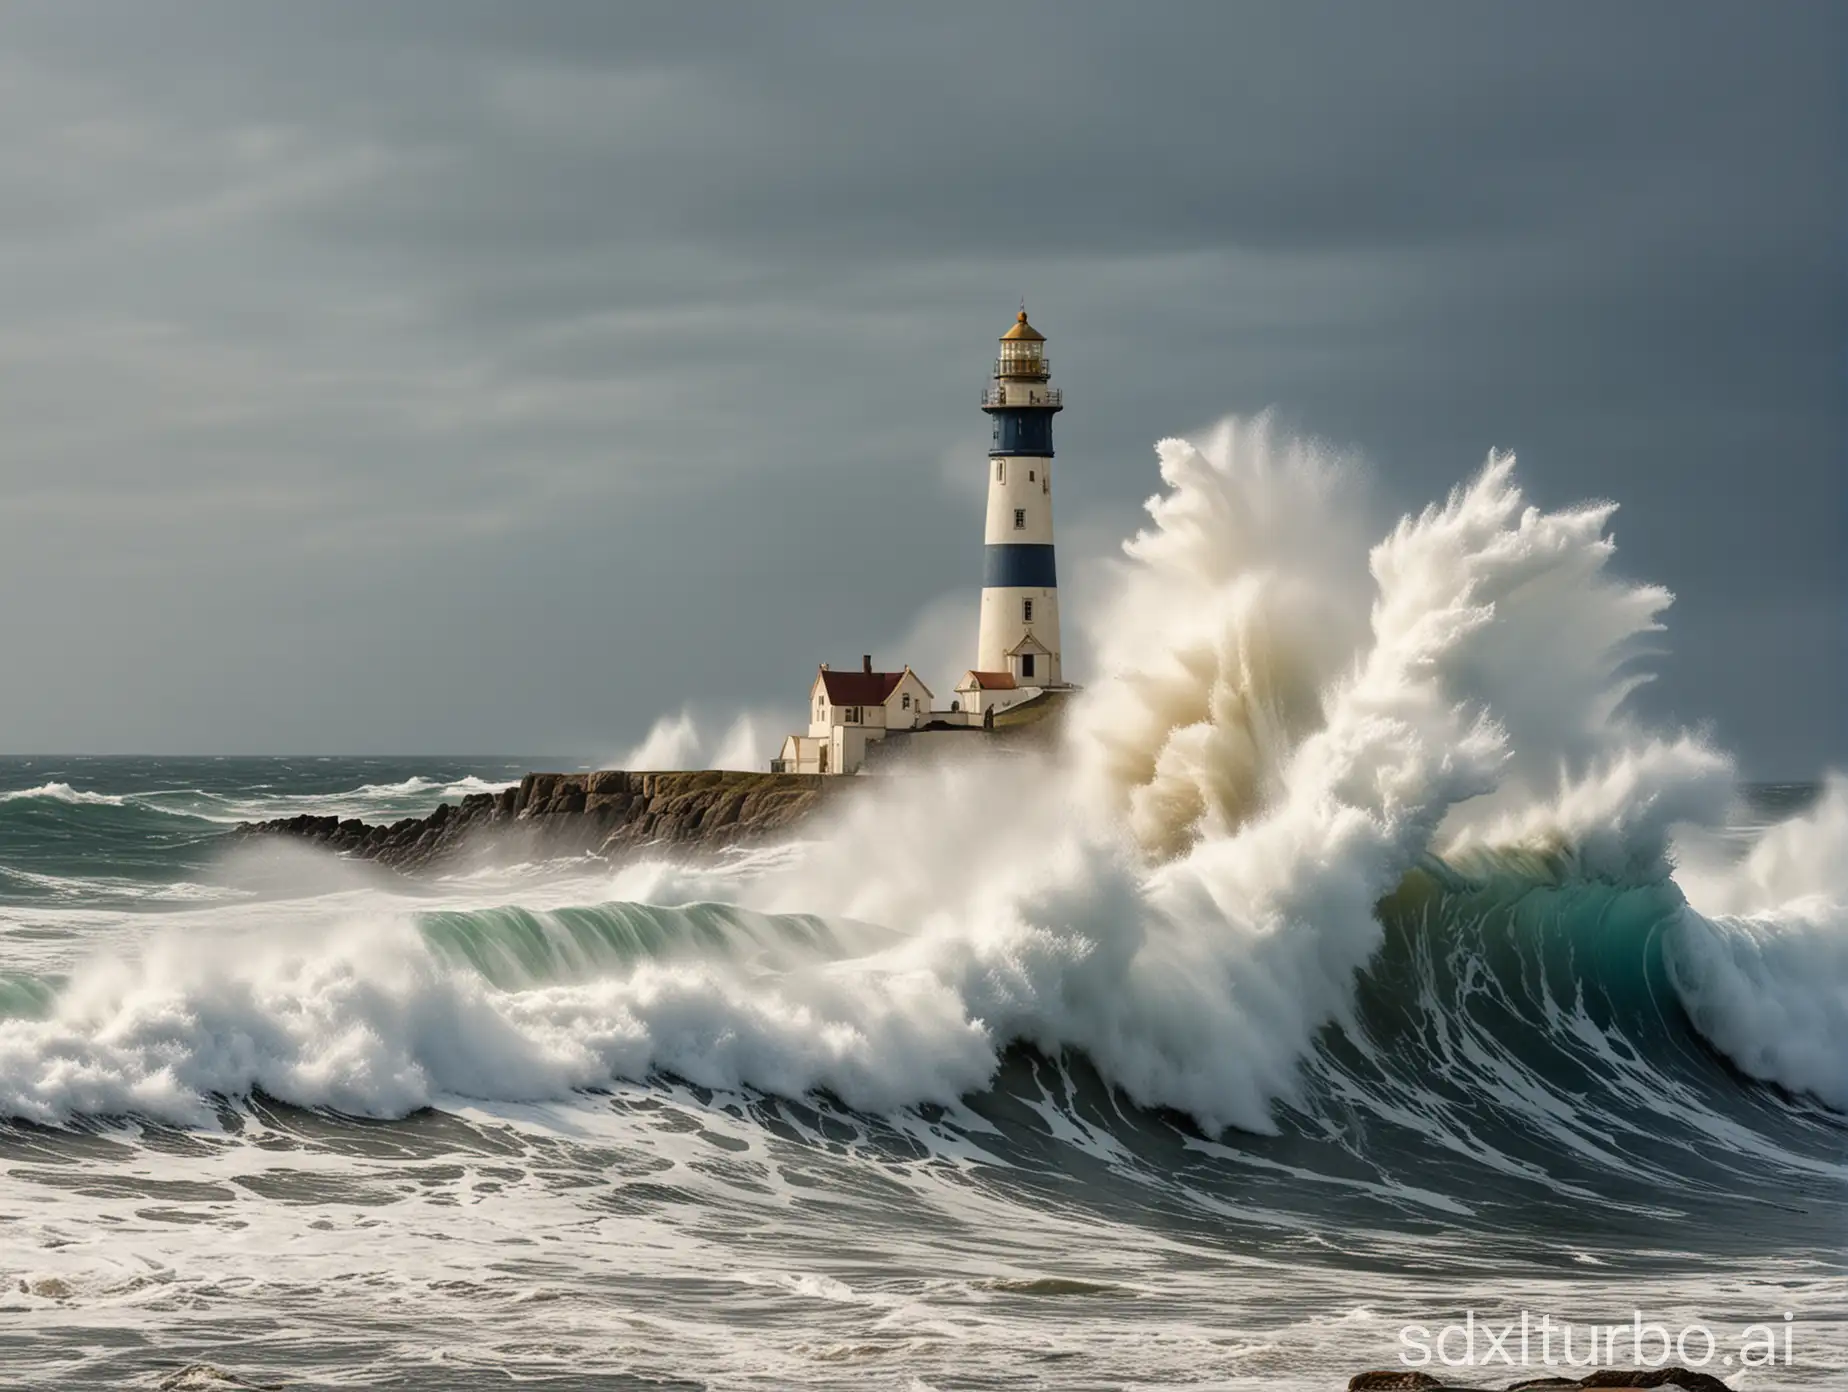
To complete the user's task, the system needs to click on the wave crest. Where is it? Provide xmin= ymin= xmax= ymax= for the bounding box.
xmin=0 ymin=782 xmax=127 ymax=807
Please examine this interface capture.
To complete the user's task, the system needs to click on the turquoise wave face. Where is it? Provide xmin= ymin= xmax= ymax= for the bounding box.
xmin=0 ymin=971 xmax=58 ymax=1020
xmin=418 ymin=900 xmax=861 ymax=990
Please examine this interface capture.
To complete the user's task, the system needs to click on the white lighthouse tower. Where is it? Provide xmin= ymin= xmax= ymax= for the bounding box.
xmin=973 ymin=308 xmax=1065 ymax=690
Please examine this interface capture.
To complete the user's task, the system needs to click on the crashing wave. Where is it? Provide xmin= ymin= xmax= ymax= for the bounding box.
xmin=0 ymin=417 xmax=1841 ymax=1146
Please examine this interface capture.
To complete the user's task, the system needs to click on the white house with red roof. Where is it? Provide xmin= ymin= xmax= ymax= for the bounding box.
xmin=774 ymin=656 xmax=934 ymax=776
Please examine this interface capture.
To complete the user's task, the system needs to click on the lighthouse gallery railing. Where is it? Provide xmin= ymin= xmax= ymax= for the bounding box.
xmin=980 ymin=386 xmax=1062 ymax=408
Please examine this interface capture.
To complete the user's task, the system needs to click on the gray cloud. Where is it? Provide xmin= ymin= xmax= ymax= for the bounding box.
xmin=0 ymin=1 xmax=1840 ymax=773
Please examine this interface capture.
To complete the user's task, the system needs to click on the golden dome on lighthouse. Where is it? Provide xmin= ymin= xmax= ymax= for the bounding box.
xmin=1000 ymin=309 xmax=1045 ymax=342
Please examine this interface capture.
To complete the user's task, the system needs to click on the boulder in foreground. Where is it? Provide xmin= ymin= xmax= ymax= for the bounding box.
xmin=1348 ymin=1367 xmax=1731 ymax=1392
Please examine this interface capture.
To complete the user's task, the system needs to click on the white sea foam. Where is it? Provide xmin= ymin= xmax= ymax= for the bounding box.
xmin=1 ymin=419 xmax=1844 ymax=1130
xmin=152 ymin=774 xmax=521 ymax=824
xmin=324 ymin=774 xmax=519 ymax=802
xmin=1665 ymin=776 xmax=1848 ymax=1110
xmin=439 ymin=774 xmax=516 ymax=798
xmin=0 ymin=776 xmax=522 ymax=827
xmin=0 ymin=781 xmax=128 ymax=806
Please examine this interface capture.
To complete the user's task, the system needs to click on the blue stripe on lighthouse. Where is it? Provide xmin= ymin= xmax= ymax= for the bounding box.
xmin=987 ymin=410 xmax=1055 ymax=456
xmin=983 ymin=544 xmax=1058 ymax=588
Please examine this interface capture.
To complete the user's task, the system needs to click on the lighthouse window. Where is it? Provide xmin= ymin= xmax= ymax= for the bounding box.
xmin=1013 ymin=508 xmax=1026 ymax=530
xmin=995 ymin=460 xmax=1005 ymax=483
xmin=1022 ymin=599 xmax=1034 ymax=622
xmin=1028 ymin=470 xmax=1035 ymax=482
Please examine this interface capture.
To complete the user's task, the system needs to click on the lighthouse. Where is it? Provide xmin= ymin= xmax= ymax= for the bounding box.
xmin=775 ymin=306 xmax=1074 ymax=772
xmin=975 ymin=308 xmax=1065 ymax=688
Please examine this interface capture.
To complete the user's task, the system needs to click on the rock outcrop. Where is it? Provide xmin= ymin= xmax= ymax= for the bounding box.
xmin=1347 ymin=1368 xmax=1731 ymax=1392
xmin=232 ymin=770 xmax=845 ymax=872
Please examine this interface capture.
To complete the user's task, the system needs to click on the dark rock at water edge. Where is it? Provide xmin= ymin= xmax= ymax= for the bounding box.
xmin=1348 ymin=1367 xmax=1732 ymax=1392
xmin=230 ymin=770 xmax=846 ymax=871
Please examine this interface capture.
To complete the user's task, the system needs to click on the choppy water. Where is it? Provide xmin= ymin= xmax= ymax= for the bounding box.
xmin=3 ymin=428 xmax=1846 ymax=1390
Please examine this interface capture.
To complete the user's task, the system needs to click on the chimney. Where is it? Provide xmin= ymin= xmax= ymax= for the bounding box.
xmin=862 ymin=654 xmax=872 ymax=674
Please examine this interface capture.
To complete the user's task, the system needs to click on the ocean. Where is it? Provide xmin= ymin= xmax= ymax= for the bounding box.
xmin=3 ymin=428 xmax=1845 ymax=1389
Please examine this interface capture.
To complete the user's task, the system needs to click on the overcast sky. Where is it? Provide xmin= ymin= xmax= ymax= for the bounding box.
xmin=0 ymin=2 xmax=1841 ymax=775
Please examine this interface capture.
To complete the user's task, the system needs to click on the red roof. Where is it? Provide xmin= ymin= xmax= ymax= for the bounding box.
xmin=818 ymin=669 xmax=907 ymax=705
xmin=962 ymin=671 xmax=1017 ymax=690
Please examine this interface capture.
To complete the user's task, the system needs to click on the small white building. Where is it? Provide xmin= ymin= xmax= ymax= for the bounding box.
xmin=774 ymin=657 xmax=934 ymax=776
xmin=954 ymin=669 xmax=1041 ymax=720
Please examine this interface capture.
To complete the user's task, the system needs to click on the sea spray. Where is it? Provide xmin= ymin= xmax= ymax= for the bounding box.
xmin=616 ymin=709 xmax=776 ymax=772
xmin=1069 ymin=415 xmax=1376 ymax=858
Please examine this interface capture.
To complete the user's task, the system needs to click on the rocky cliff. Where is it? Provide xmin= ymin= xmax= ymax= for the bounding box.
xmin=232 ymin=770 xmax=845 ymax=872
